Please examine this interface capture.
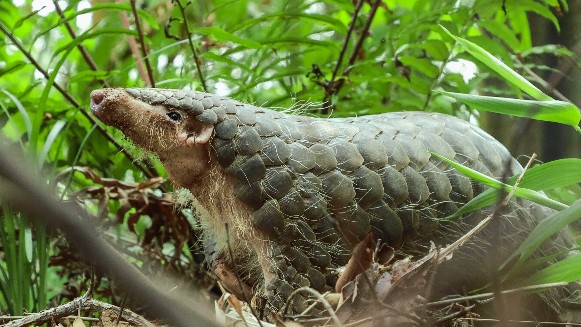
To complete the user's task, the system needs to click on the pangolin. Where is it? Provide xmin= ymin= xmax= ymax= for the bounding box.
xmin=90 ymin=88 xmax=576 ymax=319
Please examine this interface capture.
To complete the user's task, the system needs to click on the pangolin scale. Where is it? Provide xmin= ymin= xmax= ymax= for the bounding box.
xmin=90 ymin=88 xmax=575 ymax=319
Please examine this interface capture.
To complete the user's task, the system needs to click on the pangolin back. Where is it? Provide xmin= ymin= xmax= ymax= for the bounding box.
xmin=117 ymin=88 xmax=573 ymax=316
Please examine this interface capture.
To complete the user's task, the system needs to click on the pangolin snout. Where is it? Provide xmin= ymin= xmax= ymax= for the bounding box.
xmin=90 ymin=88 xmax=130 ymax=122
xmin=90 ymin=89 xmax=106 ymax=116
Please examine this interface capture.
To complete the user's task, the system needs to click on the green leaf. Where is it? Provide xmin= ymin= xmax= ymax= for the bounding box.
xmin=53 ymin=28 xmax=139 ymax=58
xmin=521 ymin=44 xmax=575 ymax=58
xmin=0 ymin=90 xmax=32 ymax=140
xmin=68 ymin=70 xmax=118 ymax=84
xmin=418 ymin=39 xmax=449 ymax=61
xmin=478 ymin=20 xmax=523 ymax=52
xmin=231 ymin=13 xmax=347 ymax=34
xmin=32 ymin=3 xmax=158 ymax=45
xmin=24 ymin=228 xmax=32 ymax=262
xmin=516 ymin=159 xmax=581 ymax=190
xmin=503 ymin=199 xmax=581 ymax=267
xmin=512 ymin=1 xmax=560 ymax=32
xmin=398 ymin=56 xmax=440 ymax=78
xmin=194 ymin=27 xmax=262 ymax=49
xmin=440 ymin=25 xmax=553 ymax=101
xmin=450 ymin=159 xmax=581 ymax=218
xmin=523 ymin=253 xmax=581 ymax=285
xmin=0 ymin=61 xmax=27 ymax=77
xmin=446 ymin=189 xmax=498 ymax=220
xmin=200 ymin=52 xmax=252 ymax=73
xmin=439 ymin=91 xmax=581 ymax=127
xmin=260 ymin=37 xmax=338 ymax=49
xmin=38 ymin=120 xmax=66 ymax=167
xmin=431 ymin=152 xmax=568 ymax=212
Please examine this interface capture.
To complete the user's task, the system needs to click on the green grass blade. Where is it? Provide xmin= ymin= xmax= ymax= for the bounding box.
xmin=0 ymin=90 xmax=32 ymax=139
xmin=440 ymin=25 xmax=552 ymax=101
xmin=444 ymin=189 xmax=499 ymax=220
xmin=38 ymin=120 xmax=66 ymax=168
xmin=439 ymin=91 xmax=580 ymax=127
xmin=0 ymin=209 xmax=17 ymax=314
xmin=431 ymin=152 xmax=567 ymax=211
xmin=517 ymin=158 xmax=581 ymax=189
xmin=35 ymin=221 xmax=48 ymax=310
xmin=503 ymin=250 xmax=572 ymax=284
xmin=523 ymin=253 xmax=581 ymax=285
xmin=0 ymin=263 xmax=11 ymax=312
xmin=60 ymin=123 xmax=99 ymax=197
xmin=24 ymin=227 xmax=32 ymax=262
xmin=17 ymin=218 xmax=31 ymax=314
xmin=504 ymin=199 xmax=581 ymax=268
xmin=445 ymin=158 xmax=581 ymax=219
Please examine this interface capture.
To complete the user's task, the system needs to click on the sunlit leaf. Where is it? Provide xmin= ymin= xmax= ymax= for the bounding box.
xmin=440 ymin=25 xmax=553 ymax=101
xmin=523 ymin=253 xmax=581 ymax=285
xmin=439 ymin=91 xmax=581 ymax=127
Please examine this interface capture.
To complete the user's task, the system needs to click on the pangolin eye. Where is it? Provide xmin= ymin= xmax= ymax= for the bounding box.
xmin=167 ymin=111 xmax=182 ymax=121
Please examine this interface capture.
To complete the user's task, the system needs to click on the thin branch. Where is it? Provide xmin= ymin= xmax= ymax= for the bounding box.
xmin=544 ymin=39 xmax=581 ymax=98
xmin=345 ymin=0 xmax=381 ymax=69
xmin=130 ymin=0 xmax=156 ymax=87
xmin=3 ymin=289 xmax=92 ymax=327
xmin=175 ymin=0 xmax=208 ymax=92
xmin=427 ymin=282 xmax=569 ymax=307
xmin=52 ymin=0 xmax=109 ymax=88
xmin=281 ymin=287 xmax=343 ymax=326
xmin=457 ymin=317 xmax=581 ymax=326
xmin=3 ymin=295 xmax=157 ymax=327
xmin=435 ymin=303 xmax=477 ymax=323
xmin=330 ymin=0 xmax=365 ymax=82
xmin=0 ymin=22 xmax=159 ymax=180
xmin=322 ymin=0 xmax=382 ymax=114
xmin=518 ymin=60 xmax=573 ymax=104
xmin=421 ymin=11 xmax=476 ymax=111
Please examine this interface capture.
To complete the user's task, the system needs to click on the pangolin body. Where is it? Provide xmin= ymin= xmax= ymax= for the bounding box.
xmin=90 ymin=88 xmax=574 ymax=318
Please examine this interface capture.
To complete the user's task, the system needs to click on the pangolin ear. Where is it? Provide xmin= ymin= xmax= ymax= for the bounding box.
xmin=185 ymin=124 xmax=214 ymax=147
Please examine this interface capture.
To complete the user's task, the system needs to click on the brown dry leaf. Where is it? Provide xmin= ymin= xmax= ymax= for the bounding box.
xmin=56 ymin=166 xmax=191 ymax=248
xmin=335 ymin=233 xmax=375 ymax=292
xmin=51 ymin=166 xmax=209 ymax=300
xmin=225 ymin=293 xmax=247 ymax=325
xmin=328 ymin=247 xmax=440 ymax=326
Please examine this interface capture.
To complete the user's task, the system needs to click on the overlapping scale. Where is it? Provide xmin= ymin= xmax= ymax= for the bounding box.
xmin=192 ymin=94 xmax=524 ymax=314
